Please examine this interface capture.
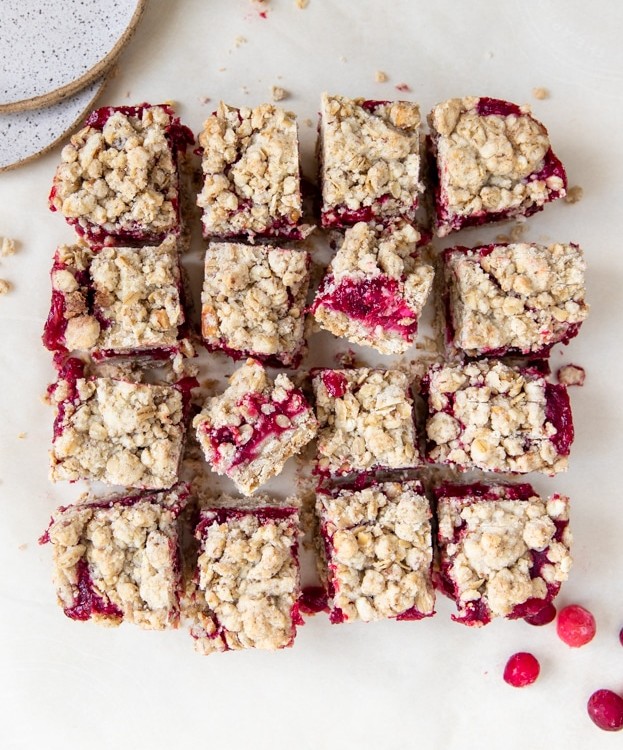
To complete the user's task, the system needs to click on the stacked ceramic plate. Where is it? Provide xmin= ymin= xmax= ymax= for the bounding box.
xmin=0 ymin=0 xmax=146 ymax=172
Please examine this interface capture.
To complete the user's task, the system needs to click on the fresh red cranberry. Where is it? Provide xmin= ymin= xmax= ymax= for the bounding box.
xmin=556 ymin=604 xmax=596 ymax=647
xmin=524 ymin=602 xmax=557 ymax=626
xmin=587 ymin=690 xmax=623 ymax=731
xmin=503 ymin=652 xmax=540 ymax=687
xmin=619 ymin=627 xmax=623 ymax=647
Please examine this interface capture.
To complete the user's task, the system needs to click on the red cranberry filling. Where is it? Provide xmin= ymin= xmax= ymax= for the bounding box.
xmin=524 ymin=601 xmax=557 ymax=626
xmin=64 ymin=559 xmax=123 ymax=622
xmin=544 ymin=383 xmax=574 ymax=455
xmin=312 ymin=275 xmax=419 ymax=339
xmin=196 ymin=506 xmax=297 ymax=536
xmin=205 ymin=389 xmax=309 ymax=468
xmin=204 ymin=340 xmax=303 ymax=369
xmin=475 ymin=97 xmax=523 ymax=118
xmin=321 ymin=371 xmax=348 ymax=399
xmin=42 ymin=290 xmax=68 ymax=351
xmin=503 ymin=652 xmax=540 ymax=687
xmin=298 ymin=586 xmax=329 ymax=615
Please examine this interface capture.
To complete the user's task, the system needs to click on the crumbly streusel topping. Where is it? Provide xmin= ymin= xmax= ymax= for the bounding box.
xmin=192 ymin=502 xmax=299 ymax=653
xmin=53 ymin=238 xmax=183 ymax=352
xmin=558 ymin=364 xmax=585 ymax=387
xmin=426 ymin=361 xmax=568 ymax=474
xmin=429 ymin=97 xmax=565 ymax=229
xmin=313 ymin=368 xmax=419 ymax=474
xmin=312 ymin=222 xmax=434 ymax=355
xmin=47 ymin=489 xmax=185 ymax=629
xmin=201 ymin=242 xmax=309 ymax=364
xmin=51 ymin=106 xmax=179 ymax=235
xmin=51 ymin=377 xmax=185 ymax=489
xmin=318 ymin=482 xmax=434 ymax=621
xmin=320 ymin=93 xmax=423 ymax=216
xmin=197 ymin=102 xmax=303 ymax=237
xmin=445 ymin=243 xmax=588 ymax=355
xmin=437 ymin=492 xmax=571 ymax=617
xmin=193 ymin=360 xmax=317 ymax=495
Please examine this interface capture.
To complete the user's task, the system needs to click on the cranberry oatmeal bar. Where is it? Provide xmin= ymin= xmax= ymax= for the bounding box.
xmin=197 ymin=102 xmax=311 ymax=241
xmin=42 ymin=237 xmax=190 ymax=362
xmin=201 ymin=242 xmax=310 ymax=367
xmin=193 ymin=359 xmax=317 ymax=496
xmin=310 ymin=222 xmax=433 ymax=354
xmin=49 ymin=104 xmax=193 ymax=244
xmin=312 ymin=368 xmax=419 ymax=475
xmin=424 ymin=360 xmax=573 ymax=475
xmin=316 ymin=480 xmax=435 ymax=623
xmin=435 ymin=482 xmax=572 ymax=626
xmin=441 ymin=242 xmax=588 ymax=357
xmin=40 ymin=483 xmax=190 ymax=628
xmin=189 ymin=500 xmax=301 ymax=654
xmin=50 ymin=361 xmax=194 ymax=489
xmin=428 ymin=97 xmax=567 ymax=236
xmin=319 ymin=94 xmax=424 ymax=228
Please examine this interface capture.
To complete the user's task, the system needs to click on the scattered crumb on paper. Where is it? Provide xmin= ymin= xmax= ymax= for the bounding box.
xmin=375 ymin=71 xmax=388 ymax=83
xmin=532 ymin=87 xmax=549 ymax=100
xmin=271 ymin=85 xmax=289 ymax=101
xmin=395 ymin=83 xmax=411 ymax=92
xmin=0 ymin=279 xmax=11 ymax=295
xmin=0 ymin=237 xmax=16 ymax=257
xmin=565 ymin=185 xmax=584 ymax=204
xmin=295 ymin=0 xmax=309 ymax=7
xmin=558 ymin=364 xmax=586 ymax=387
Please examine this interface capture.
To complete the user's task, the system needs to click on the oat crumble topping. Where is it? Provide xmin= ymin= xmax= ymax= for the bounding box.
xmin=312 ymin=222 xmax=434 ymax=355
xmin=320 ymin=93 xmax=423 ymax=223
xmin=201 ymin=242 xmax=309 ymax=365
xmin=425 ymin=360 xmax=571 ymax=474
xmin=429 ymin=97 xmax=566 ymax=235
xmin=317 ymin=481 xmax=434 ymax=621
xmin=51 ymin=238 xmax=184 ymax=354
xmin=46 ymin=486 xmax=188 ymax=629
xmin=313 ymin=367 xmax=419 ymax=474
xmin=0 ymin=237 xmax=16 ymax=257
xmin=0 ymin=279 xmax=11 ymax=295
xmin=50 ymin=106 xmax=184 ymax=239
xmin=193 ymin=360 xmax=318 ymax=495
xmin=191 ymin=502 xmax=300 ymax=653
xmin=444 ymin=242 xmax=588 ymax=356
xmin=51 ymin=377 xmax=186 ymax=489
xmin=437 ymin=488 xmax=571 ymax=619
xmin=197 ymin=102 xmax=307 ymax=239
xmin=558 ymin=364 xmax=585 ymax=387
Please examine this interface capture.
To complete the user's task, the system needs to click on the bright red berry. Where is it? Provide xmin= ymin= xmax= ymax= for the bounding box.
xmin=619 ymin=627 xmax=623 ymax=647
xmin=524 ymin=602 xmax=557 ymax=626
xmin=556 ymin=604 xmax=596 ymax=647
xmin=503 ymin=652 xmax=540 ymax=687
xmin=587 ymin=690 xmax=623 ymax=731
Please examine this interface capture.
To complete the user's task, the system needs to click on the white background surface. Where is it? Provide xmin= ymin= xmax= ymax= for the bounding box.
xmin=1 ymin=1 xmax=622 ymax=748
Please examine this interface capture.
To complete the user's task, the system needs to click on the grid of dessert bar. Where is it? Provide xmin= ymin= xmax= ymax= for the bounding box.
xmin=40 ymin=94 xmax=586 ymax=652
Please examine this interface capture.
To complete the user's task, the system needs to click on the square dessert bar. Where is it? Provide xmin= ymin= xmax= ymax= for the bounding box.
xmin=441 ymin=242 xmax=589 ymax=357
xmin=316 ymin=480 xmax=435 ymax=623
xmin=193 ymin=359 xmax=317 ymax=496
xmin=319 ymin=94 xmax=423 ymax=228
xmin=49 ymin=104 xmax=194 ymax=244
xmin=197 ymin=102 xmax=310 ymax=241
xmin=435 ymin=482 xmax=572 ymax=626
xmin=42 ymin=237 xmax=189 ymax=361
xmin=310 ymin=222 xmax=434 ymax=355
xmin=428 ymin=97 xmax=567 ymax=236
xmin=312 ymin=368 xmax=419 ymax=475
xmin=424 ymin=360 xmax=574 ymax=475
xmin=189 ymin=500 xmax=301 ymax=654
xmin=201 ymin=242 xmax=310 ymax=367
xmin=50 ymin=362 xmax=194 ymax=489
xmin=40 ymin=483 xmax=190 ymax=629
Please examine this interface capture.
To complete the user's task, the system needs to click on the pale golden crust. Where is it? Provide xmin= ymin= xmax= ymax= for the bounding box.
xmin=317 ymin=482 xmax=434 ymax=621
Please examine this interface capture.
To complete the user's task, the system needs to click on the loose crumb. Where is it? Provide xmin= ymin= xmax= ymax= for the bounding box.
xmin=218 ymin=67 xmax=227 ymax=73
xmin=395 ymin=83 xmax=411 ymax=92
xmin=0 ymin=279 xmax=11 ymax=295
xmin=17 ymin=432 xmax=26 ymax=439
xmin=565 ymin=185 xmax=584 ymax=204
xmin=375 ymin=70 xmax=388 ymax=83
xmin=199 ymin=96 xmax=211 ymax=105
xmin=271 ymin=85 xmax=289 ymax=102
xmin=303 ymin=118 xmax=313 ymax=128
xmin=124 ymin=90 xmax=131 ymax=99
xmin=18 ymin=544 xmax=28 ymax=551
xmin=295 ymin=0 xmax=309 ymax=7
xmin=532 ymin=87 xmax=549 ymax=100
xmin=339 ymin=56 xmax=347 ymax=63
xmin=557 ymin=364 xmax=585 ymax=387
xmin=0 ymin=237 xmax=16 ymax=257
xmin=234 ymin=35 xmax=247 ymax=47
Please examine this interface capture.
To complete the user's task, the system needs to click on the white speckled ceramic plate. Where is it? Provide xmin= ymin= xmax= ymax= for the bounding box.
xmin=0 ymin=76 xmax=107 ymax=172
xmin=0 ymin=0 xmax=145 ymax=114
